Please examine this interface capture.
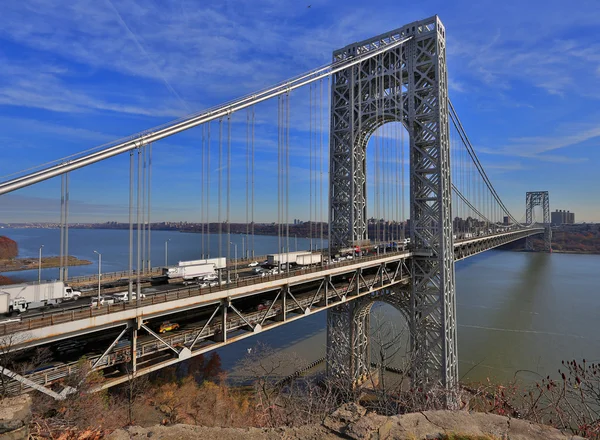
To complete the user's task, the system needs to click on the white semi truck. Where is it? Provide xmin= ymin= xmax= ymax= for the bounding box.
xmin=163 ymin=258 xmax=225 ymax=281
xmin=295 ymin=253 xmax=322 ymax=266
xmin=267 ymin=251 xmax=309 ymax=266
xmin=0 ymin=281 xmax=82 ymax=315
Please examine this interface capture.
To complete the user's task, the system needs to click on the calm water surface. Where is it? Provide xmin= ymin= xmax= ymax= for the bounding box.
xmin=2 ymin=228 xmax=599 ymax=384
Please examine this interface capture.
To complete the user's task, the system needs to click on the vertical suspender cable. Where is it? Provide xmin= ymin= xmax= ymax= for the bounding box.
xmin=147 ymin=143 xmax=152 ymax=271
xmin=319 ymin=78 xmax=324 ymax=257
xmin=277 ymin=96 xmax=282 ymax=256
xmin=141 ymin=145 xmax=146 ymax=273
xmin=309 ymin=83 xmax=313 ymax=251
xmin=246 ymin=109 xmax=250 ymax=260
xmin=64 ymin=172 xmax=69 ymax=281
xmin=251 ymin=105 xmax=255 ymax=258
xmin=128 ymin=150 xmax=134 ymax=297
xmin=207 ymin=123 xmax=211 ymax=257
xmin=136 ymin=147 xmax=142 ymax=301
xmin=227 ymin=114 xmax=231 ymax=280
xmin=59 ymin=174 xmax=65 ymax=281
xmin=201 ymin=125 xmax=205 ymax=258
xmin=286 ymin=91 xmax=290 ymax=275
xmin=218 ymin=118 xmax=223 ymax=261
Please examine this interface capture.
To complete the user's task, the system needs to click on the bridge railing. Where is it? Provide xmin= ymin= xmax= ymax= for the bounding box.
xmin=0 ymin=250 xmax=409 ymax=337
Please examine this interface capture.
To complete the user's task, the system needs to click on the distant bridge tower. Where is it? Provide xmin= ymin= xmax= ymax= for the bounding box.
xmin=525 ymin=191 xmax=551 ymax=251
xmin=327 ymin=16 xmax=457 ymax=398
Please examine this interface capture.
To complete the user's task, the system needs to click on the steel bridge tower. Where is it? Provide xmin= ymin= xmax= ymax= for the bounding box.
xmin=327 ymin=16 xmax=458 ymax=395
xmin=525 ymin=191 xmax=551 ymax=251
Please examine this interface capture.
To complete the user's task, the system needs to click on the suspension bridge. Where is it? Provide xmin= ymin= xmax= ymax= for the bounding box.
xmin=0 ymin=16 xmax=550 ymax=404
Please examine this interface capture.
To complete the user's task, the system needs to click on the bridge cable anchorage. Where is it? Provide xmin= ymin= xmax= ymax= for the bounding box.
xmin=0 ymin=36 xmax=413 ymax=196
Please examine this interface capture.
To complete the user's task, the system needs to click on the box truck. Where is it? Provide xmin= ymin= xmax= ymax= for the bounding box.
xmin=163 ymin=263 xmax=217 ymax=280
xmin=0 ymin=281 xmax=81 ymax=315
xmin=267 ymin=251 xmax=309 ymax=266
xmin=295 ymin=253 xmax=322 ymax=266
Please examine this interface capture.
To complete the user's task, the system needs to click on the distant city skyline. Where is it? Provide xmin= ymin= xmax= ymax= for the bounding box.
xmin=0 ymin=0 xmax=599 ymax=223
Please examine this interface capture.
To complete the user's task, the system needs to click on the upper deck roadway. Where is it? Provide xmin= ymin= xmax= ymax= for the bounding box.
xmin=2 ymin=228 xmax=542 ymax=345
xmin=1 ymin=228 xmax=542 ymax=395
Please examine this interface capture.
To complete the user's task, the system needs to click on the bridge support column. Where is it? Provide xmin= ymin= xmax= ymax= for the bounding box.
xmin=328 ymin=16 xmax=458 ymax=403
xmin=525 ymin=191 xmax=552 ymax=251
xmin=131 ymin=318 xmax=139 ymax=373
xmin=215 ymin=299 xmax=228 ymax=342
xmin=326 ymin=303 xmax=355 ymax=389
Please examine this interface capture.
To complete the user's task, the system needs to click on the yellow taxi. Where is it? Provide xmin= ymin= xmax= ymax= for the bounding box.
xmin=159 ymin=321 xmax=180 ymax=334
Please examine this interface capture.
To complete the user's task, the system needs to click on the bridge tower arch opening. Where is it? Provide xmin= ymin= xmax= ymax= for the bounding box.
xmin=327 ymin=288 xmax=411 ymax=387
xmin=363 ymin=121 xmax=409 ymax=245
xmin=525 ymin=191 xmax=551 ymax=251
xmin=327 ymin=15 xmax=458 ymax=397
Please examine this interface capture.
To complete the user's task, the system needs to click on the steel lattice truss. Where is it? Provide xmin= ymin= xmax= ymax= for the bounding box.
xmin=327 ymin=16 xmax=458 ymax=396
xmin=525 ymin=191 xmax=552 ymax=251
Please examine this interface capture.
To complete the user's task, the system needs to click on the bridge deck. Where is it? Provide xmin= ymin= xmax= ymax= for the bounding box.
xmin=0 ymin=228 xmax=543 ymax=345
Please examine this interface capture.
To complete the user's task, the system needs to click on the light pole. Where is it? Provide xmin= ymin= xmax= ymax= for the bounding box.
xmin=242 ymin=236 xmax=245 ymax=260
xmin=38 ymin=245 xmax=44 ymax=284
xmin=164 ymin=239 xmax=170 ymax=266
xmin=230 ymin=241 xmax=237 ymax=281
xmin=93 ymin=250 xmax=101 ymax=306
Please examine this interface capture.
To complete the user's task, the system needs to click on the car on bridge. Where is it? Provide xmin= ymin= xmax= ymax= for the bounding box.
xmin=159 ymin=321 xmax=180 ymax=334
xmin=90 ymin=296 xmax=116 ymax=307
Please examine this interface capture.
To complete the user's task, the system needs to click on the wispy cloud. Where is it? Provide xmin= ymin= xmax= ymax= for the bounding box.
xmin=478 ymin=122 xmax=599 ymax=163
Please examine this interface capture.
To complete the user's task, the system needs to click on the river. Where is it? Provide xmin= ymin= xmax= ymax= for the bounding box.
xmin=1 ymin=227 xmax=599 ymax=385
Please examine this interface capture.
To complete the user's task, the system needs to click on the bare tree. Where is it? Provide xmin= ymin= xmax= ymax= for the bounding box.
xmin=120 ymin=362 xmax=150 ymax=425
xmin=0 ymin=332 xmax=51 ymax=398
xmin=237 ymin=342 xmax=310 ymax=426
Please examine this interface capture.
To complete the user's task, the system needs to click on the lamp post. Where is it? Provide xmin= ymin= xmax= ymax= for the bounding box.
xmin=38 ymin=245 xmax=44 ymax=284
xmin=164 ymin=239 xmax=170 ymax=266
xmin=93 ymin=250 xmax=101 ymax=306
xmin=230 ymin=241 xmax=237 ymax=281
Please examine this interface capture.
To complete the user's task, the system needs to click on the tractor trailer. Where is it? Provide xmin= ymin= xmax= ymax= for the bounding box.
xmin=0 ymin=281 xmax=82 ymax=315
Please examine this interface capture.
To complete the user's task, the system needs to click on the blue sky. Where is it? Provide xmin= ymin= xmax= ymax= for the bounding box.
xmin=0 ymin=0 xmax=599 ymax=223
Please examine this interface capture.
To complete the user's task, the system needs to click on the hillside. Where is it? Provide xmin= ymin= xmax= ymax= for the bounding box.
xmin=0 ymin=236 xmax=18 ymax=260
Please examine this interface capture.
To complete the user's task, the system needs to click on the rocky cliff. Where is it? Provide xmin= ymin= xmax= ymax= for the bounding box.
xmin=106 ymin=403 xmax=585 ymax=440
